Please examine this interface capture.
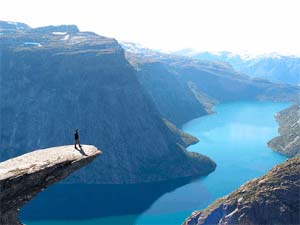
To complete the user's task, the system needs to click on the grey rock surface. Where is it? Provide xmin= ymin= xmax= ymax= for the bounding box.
xmin=0 ymin=145 xmax=100 ymax=225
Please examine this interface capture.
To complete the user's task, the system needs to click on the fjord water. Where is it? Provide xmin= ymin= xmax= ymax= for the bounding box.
xmin=23 ymin=101 xmax=289 ymax=225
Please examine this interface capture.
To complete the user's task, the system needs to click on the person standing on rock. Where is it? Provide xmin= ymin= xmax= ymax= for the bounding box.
xmin=74 ymin=129 xmax=81 ymax=149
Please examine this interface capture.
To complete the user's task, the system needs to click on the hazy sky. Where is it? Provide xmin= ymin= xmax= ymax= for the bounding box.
xmin=1 ymin=0 xmax=300 ymax=55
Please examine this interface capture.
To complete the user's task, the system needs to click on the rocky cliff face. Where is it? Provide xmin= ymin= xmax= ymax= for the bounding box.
xmin=0 ymin=145 xmax=100 ymax=225
xmin=182 ymin=156 xmax=300 ymax=225
xmin=268 ymin=105 xmax=300 ymax=157
xmin=123 ymin=43 xmax=300 ymax=126
xmin=0 ymin=21 xmax=216 ymax=184
xmin=163 ymin=118 xmax=199 ymax=147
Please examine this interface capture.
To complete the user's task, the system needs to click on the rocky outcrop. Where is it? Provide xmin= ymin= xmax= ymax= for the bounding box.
xmin=268 ymin=105 xmax=300 ymax=157
xmin=0 ymin=145 xmax=100 ymax=225
xmin=182 ymin=156 xmax=300 ymax=225
xmin=163 ymin=118 xmax=199 ymax=147
xmin=0 ymin=21 xmax=216 ymax=184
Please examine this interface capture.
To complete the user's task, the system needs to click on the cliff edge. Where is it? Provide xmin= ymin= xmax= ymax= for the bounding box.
xmin=0 ymin=145 xmax=101 ymax=225
xmin=182 ymin=156 xmax=300 ymax=225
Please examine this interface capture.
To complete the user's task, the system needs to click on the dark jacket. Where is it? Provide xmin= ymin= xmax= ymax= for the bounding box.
xmin=74 ymin=131 xmax=79 ymax=140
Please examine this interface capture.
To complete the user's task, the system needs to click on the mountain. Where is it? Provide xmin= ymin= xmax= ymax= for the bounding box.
xmin=122 ymin=42 xmax=299 ymax=126
xmin=172 ymin=50 xmax=300 ymax=85
xmin=0 ymin=145 xmax=100 ymax=225
xmin=0 ymin=21 xmax=30 ymax=32
xmin=0 ymin=21 xmax=216 ymax=184
xmin=268 ymin=105 xmax=300 ymax=157
xmin=182 ymin=156 xmax=300 ymax=225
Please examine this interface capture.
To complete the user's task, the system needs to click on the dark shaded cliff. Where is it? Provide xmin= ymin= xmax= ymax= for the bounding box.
xmin=183 ymin=156 xmax=300 ymax=225
xmin=123 ymin=43 xmax=299 ymax=126
xmin=132 ymin=59 xmax=210 ymax=126
xmin=0 ymin=145 xmax=100 ymax=225
xmin=268 ymin=105 xmax=300 ymax=157
xmin=0 ymin=21 xmax=215 ymax=184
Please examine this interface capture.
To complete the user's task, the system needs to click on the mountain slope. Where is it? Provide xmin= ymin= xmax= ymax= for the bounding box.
xmin=268 ymin=105 xmax=300 ymax=157
xmin=183 ymin=156 xmax=300 ymax=225
xmin=0 ymin=21 xmax=216 ymax=184
xmin=123 ymin=43 xmax=299 ymax=126
xmin=130 ymin=58 xmax=211 ymax=126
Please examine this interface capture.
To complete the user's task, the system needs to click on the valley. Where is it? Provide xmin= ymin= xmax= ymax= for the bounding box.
xmin=21 ymin=101 xmax=289 ymax=225
xmin=0 ymin=20 xmax=299 ymax=225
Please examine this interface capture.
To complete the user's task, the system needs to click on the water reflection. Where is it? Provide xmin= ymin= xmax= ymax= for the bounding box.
xmin=20 ymin=178 xmax=194 ymax=223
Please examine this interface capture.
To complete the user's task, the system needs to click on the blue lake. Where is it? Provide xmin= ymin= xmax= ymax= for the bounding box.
xmin=22 ymin=101 xmax=289 ymax=225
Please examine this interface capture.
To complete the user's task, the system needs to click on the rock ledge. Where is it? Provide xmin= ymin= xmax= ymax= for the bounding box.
xmin=0 ymin=145 xmax=101 ymax=225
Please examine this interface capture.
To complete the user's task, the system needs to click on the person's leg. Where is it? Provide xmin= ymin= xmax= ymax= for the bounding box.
xmin=75 ymin=139 xmax=78 ymax=148
xmin=78 ymin=139 xmax=82 ymax=147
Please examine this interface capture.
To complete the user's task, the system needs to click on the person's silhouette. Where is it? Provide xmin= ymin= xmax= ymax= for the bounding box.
xmin=74 ymin=129 xmax=81 ymax=149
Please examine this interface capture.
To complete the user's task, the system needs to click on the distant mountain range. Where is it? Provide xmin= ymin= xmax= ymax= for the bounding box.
xmin=170 ymin=49 xmax=300 ymax=85
xmin=122 ymin=42 xmax=299 ymax=126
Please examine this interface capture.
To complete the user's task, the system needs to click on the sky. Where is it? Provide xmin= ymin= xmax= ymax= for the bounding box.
xmin=1 ymin=0 xmax=300 ymax=55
